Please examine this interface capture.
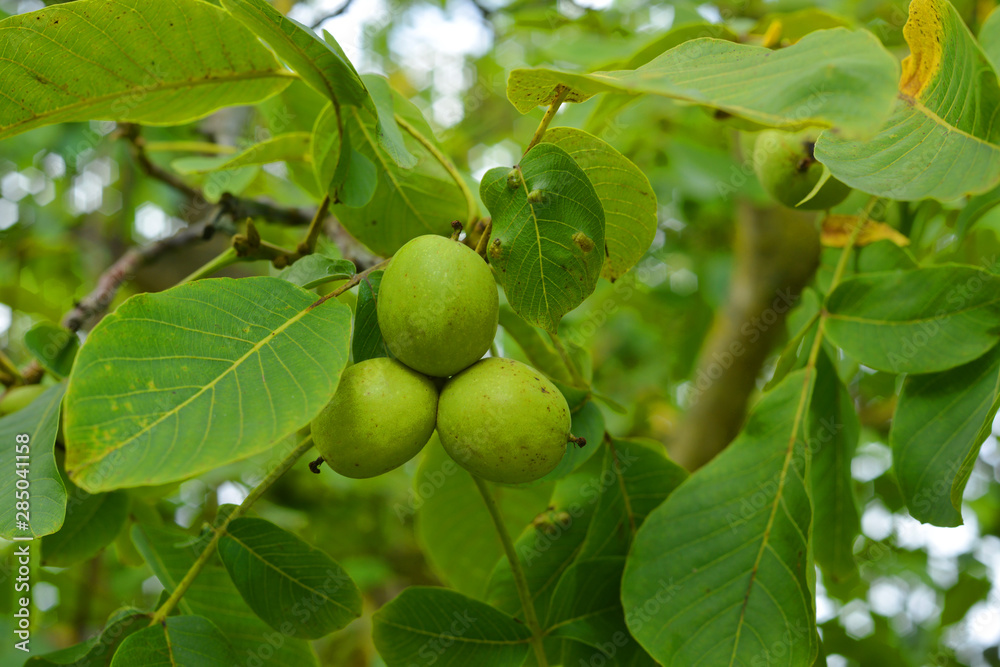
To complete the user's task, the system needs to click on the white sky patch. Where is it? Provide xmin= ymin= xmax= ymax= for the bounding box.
xmin=33 ymin=582 xmax=60 ymax=612
xmin=0 ymin=304 xmax=12 ymax=337
xmin=217 ymin=481 xmax=250 ymax=506
xmin=134 ymin=202 xmax=180 ymax=243
xmin=0 ymin=199 xmax=18 ymax=231
xmin=861 ymin=501 xmax=893 ymax=541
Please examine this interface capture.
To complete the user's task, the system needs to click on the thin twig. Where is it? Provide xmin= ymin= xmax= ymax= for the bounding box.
xmin=301 ymin=195 xmax=332 ymax=254
xmin=524 ymin=86 xmax=569 ymax=156
xmin=311 ymin=0 xmax=353 ymax=28
xmin=308 ymin=258 xmax=391 ymax=311
xmin=472 ymin=476 xmax=548 ymax=667
xmin=122 ymin=125 xmax=312 ymax=227
xmin=62 ymin=221 xmax=218 ymax=333
xmin=474 ymin=219 xmax=492 ymax=259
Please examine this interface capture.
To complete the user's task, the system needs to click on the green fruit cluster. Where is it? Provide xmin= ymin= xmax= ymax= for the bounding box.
xmin=752 ymin=129 xmax=851 ymax=210
xmin=310 ymin=234 xmax=574 ymax=484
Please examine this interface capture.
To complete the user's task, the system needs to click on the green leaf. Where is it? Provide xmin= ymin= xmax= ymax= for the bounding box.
xmin=543 ymin=127 xmax=657 ymax=282
xmin=486 ymin=452 xmax=605 ymax=620
xmin=365 ymin=74 xmax=418 ymax=169
xmin=546 ymin=556 xmax=625 ymax=640
xmin=64 ymin=277 xmax=352 ymax=492
xmin=110 ymin=615 xmax=236 ymax=667
xmin=622 ymin=369 xmax=819 ymax=666
xmin=824 ymin=265 xmax=1000 ymax=374
xmin=26 ymin=607 xmax=149 ymax=667
xmin=221 ymin=0 xmax=370 ymax=110
xmin=352 ymin=270 xmax=389 ymax=363
xmin=809 ymin=351 xmax=860 ymax=585
xmin=816 ymin=0 xmax=1000 ymax=200
xmin=956 ymin=182 xmax=1000 ymax=238
xmin=319 ymin=94 xmax=468 ymax=255
xmin=0 ymin=383 xmax=66 ymax=539
xmin=132 ymin=524 xmax=320 ymax=667
xmin=0 ymin=0 xmax=292 ymax=140
xmin=312 ymin=103 xmax=378 ymax=208
xmin=889 ymin=343 xmax=1000 ymax=527
xmin=24 ymin=322 xmax=79 ymax=379
xmin=480 ymin=143 xmax=606 ymax=332
xmin=218 ymin=517 xmax=362 ymax=638
xmin=42 ymin=484 xmax=129 ymax=567
xmin=414 ymin=434 xmax=552 ymax=597
xmin=982 ymin=6 xmax=1000 ymax=71
xmin=578 ymin=438 xmax=687 ymax=561
xmin=277 ymin=255 xmax=355 ymax=289
xmin=508 ymin=28 xmax=898 ymax=138
xmin=372 ymin=587 xmax=533 ymax=667
xmin=171 ymin=133 xmax=312 ymax=174
xmin=498 ymin=306 xmax=571 ymax=384
xmin=941 ymin=571 xmax=993 ymax=626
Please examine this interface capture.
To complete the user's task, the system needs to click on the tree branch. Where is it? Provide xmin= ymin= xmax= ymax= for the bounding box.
xmin=122 ymin=125 xmax=312 ymax=227
xmin=310 ymin=0 xmax=353 ymax=28
xmin=61 ymin=221 xmax=218 ymax=333
xmin=670 ymin=202 xmax=821 ymax=471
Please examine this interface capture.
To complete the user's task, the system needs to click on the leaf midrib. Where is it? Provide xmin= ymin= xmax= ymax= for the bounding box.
xmin=729 ymin=368 xmax=813 ymax=666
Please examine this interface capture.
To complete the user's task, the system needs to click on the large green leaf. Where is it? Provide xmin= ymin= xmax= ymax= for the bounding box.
xmin=816 ymin=0 xmax=1000 ymax=200
xmin=414 ymin=435 xmax=552 ymax=597
xmin=0 ymin=383 xmax=66 ymax=539
xmin=809 ymin=351 xmax=860 ymax=585
xmin=42 ymin=484 xmax=129 ymax=567
xmin=480 ymin=143 xmax=606 ymax=332
xmin=889 ymin=343 xmax=1000 ymax=527
xmin=221 ymin=0 xmax=370 ymax=110
xmin=132 ymin=524 xmax=320 ymax=667
xmin=319 ymin=90 xmax=468 ymax=255
xmin=508 ymin=28 xmax=898 ymax=137
xmin=64 ymin=277 xmax=351 ymax=492
xmin=543 ymin=127 xmax=657 ymax=282
xmin=352 ymin=270 xmax=389 ymax=362
xmin=218 ymin=517 xmax=362 ymax=638
xmin=372 ymin=587 xmax=533 ymax=667
xmin=578 ymin=438 xmax=687 ymax=561
xmin=622 ymin=369 xmax=818 ymax=666
xmin=0 ymin=0 xmax=292 ymax=140
xmin=824 ymin=265 xmax=1000 ymax=374
xmin=110 ymin=615 xmax=236 ymax=667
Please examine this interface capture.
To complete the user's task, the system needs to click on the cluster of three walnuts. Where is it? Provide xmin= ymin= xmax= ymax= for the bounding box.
xmin=311 ymin=235 xmax=575 ymax=485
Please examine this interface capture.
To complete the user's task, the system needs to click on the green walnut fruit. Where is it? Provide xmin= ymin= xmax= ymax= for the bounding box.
xmin=0 ymin=385 xmax=46 ymax=416
xmin=437 ymin=358 xmax=572 ymax=484
xmin=378 ymin=234 xmax=498 ymax=377
xmin=311 ymin=358 xmax=438 ymax=479
xmin=752 ymin=129 xmax=851 ymax=210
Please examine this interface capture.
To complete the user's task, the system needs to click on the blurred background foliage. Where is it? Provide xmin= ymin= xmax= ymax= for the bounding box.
xmin=2 ymin=0 xmax=1000 ymax=665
